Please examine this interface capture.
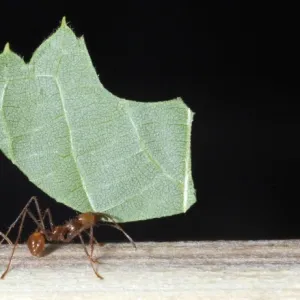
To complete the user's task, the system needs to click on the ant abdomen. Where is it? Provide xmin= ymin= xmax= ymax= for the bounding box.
xmin=27 ymin=232 xmax=45 ymax=257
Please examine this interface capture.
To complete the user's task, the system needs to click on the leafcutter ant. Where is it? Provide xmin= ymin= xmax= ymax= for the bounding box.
xmin=0 ymin=196 xmax=136 ymax=279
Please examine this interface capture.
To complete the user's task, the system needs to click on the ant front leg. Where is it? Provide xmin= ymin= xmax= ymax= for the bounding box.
xmin=78 ymin=232 xmax=104 ymax=279
xmin=82 ymin=229 xmax=105 ymax=263
xmin=95 ymin=213 xmax=136 ymax=249
xmin=82 ymin=226 xmax=98 ymax=264
xmin=89 ymin=226 xmax=95 ymax=261
xmin=70 ymin=226 xmax=101 ymax=264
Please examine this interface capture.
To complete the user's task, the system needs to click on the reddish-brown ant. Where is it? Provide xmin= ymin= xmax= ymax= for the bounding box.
xmin=0 ymin=196 xmax=136 ymax=279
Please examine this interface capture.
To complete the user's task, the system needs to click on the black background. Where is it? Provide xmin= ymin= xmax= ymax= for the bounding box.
xmin=0 ymin=1 xmax=298 ymax=243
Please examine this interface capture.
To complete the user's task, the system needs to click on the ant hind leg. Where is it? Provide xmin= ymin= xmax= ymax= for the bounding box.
xmin=0 ymin=196 xmax=47 ymax=245
xmin=0 ymin=232 xmax=13 ymax=246
xmin=0 ymin=208 xmax=28 ymax=279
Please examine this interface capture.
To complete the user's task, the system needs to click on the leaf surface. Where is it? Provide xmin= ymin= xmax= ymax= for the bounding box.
xmin=0 ymin=19 xmax=196 ymax=222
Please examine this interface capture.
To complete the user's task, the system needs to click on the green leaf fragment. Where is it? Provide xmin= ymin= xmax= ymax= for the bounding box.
xmin=0 ymin=19 xmax=196 ymax=222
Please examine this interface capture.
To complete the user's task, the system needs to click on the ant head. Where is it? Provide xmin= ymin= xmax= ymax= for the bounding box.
xmin=77 ymin=212 xmax=95 ymax=227
xmin=27 ymin=232 xmax=45 ymax=257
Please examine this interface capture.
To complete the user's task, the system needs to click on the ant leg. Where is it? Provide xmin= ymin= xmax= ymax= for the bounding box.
xmin=88 ymin=226 xmax=100 ymax=264
xmin=79 ymin=231 xmax=99 ymax=264
xmin=96 ymin=215 xmax=136 ymax=249
xmin=0 ymin=196 xmax=36 ymax=245
xmin=62 ymin=228 xmax=101 ymax=264
xmin=82 ymin=230 xmax=104 ymax=263
xmin=63 ymin=218 xmax=134 ymax=250
xmin=0 ymin=206 xmax=52 ymax=279
xmin=0 ymin=208 xmax=27 ymax=279
xmin=89 ymin=226 xmax=94 ymax=260
xmin=98 ymin=223 xmax=136 ymax=249
xmin=78 ymin=233 xmax=103 ymax=279
xmin=83 ymin=230 xmax=105 ymax=248
xmin=0 ymin=196 xmax=46 ymax=245
xmin=63 ymin=227 xmax=87 ymax=243
xmin=107 ymin=223 xmax=136 ymax=249
xmin=95 ymin=213 xmax=136 ymax=249
xmin=41 ymin=208 xmax=55 ymax=232
xmin=0 ymin=232 xmax=13 ymax=246
xmin=19 ymin=201 xmax=54 ymax=241
xmin=80 ymin=226 xmax=97 ymax=263
xmin=61 ymin=227 xmax=100 ymax=264
xmin=25 ymin=209 xmax=52 ymax=240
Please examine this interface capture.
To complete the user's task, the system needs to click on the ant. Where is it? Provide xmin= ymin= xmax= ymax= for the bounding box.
xmin=0 ymin=196 xmax=136 ymax=279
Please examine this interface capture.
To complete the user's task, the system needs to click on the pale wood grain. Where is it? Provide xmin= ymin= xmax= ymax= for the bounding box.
xmin=1 ymin=241 xmax=300 ymax=299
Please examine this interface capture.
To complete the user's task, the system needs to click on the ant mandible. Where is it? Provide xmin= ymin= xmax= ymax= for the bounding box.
xmin=0 ymin=196 xmax=136 ymax=279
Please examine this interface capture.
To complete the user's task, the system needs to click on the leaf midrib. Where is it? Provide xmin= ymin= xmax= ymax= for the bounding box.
xmin=49 ymin=74 xmax=94 ymax=211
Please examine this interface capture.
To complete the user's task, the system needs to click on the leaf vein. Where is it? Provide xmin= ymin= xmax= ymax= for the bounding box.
xmin=125 ymin=104 xmax=180 ymax=185
xmin=54 ymin=76 xmax=93 ymax=211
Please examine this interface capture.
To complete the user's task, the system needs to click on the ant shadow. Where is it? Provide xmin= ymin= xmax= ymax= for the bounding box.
xmin=42 ymin=243 xmax=103 ymax=265
xmin=42 ymin=243 xmax=61 ymax=257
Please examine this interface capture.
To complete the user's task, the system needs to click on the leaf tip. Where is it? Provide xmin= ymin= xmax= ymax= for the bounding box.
xmin=61 ymin=16 xmax=68 ymax=28
xmin=3 ymin=42 xmax=10 ymax=53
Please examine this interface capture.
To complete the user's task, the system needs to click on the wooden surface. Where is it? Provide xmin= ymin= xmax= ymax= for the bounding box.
xmin=1 ymin=241 xmax=300 ymax=299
